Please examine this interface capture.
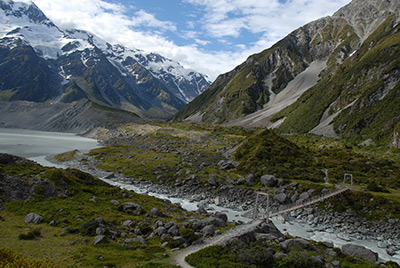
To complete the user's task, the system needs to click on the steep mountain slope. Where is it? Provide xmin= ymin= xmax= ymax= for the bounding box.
xmin=0 ymin=0 xmax=210 ymax=120
xmin=172 ymin=0 xmax=400 ymax=145
xmin=0 ymin=99 xmax=143 ymax=133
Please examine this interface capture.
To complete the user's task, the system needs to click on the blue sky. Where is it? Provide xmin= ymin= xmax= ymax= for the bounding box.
xmin=28 ymin=0 xmax=351 ymax=80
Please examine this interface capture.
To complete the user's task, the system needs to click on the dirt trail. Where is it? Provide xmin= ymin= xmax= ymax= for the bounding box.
xmin=173 ymin=220 xmax=262 ymax=267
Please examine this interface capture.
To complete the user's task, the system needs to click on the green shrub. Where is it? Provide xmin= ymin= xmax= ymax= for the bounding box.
xmin=186 ymin=245 xmax=252 ymax=268
xmin=274 ymin=250 xmax=323 ymax=268
xmin=0 ymin=247 xmax=59 ymax=268
xmin=366 ymin=181 xmax=389 ymax=193
xmin=80 ymin=220 xmax=100 ymax=236
xmin=18 ymin=228 xmax=41 ymax=240
xmin=236 ymin=246 xmax=274 ymax=267
xmin=165 ymin=237 xmax=182 ymax=249
xmin=180 ymin=228 xmax=198 ymax=244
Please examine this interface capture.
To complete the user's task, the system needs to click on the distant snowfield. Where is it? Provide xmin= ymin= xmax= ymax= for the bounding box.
xmin=228 ymin=60 xmax=327 ymax=128
xmin=0 ymin=0 xmax=210 ymax=106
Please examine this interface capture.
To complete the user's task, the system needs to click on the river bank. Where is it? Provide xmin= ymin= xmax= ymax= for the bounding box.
xmin=53 ymin=149 xmax=400 ymax=264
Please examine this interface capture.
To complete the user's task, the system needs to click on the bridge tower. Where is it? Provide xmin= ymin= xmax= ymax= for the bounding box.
xmin=253 ymin=192 xmax=270 ymax=221
xmin=343 ymin=173 xmax=353 ymax=189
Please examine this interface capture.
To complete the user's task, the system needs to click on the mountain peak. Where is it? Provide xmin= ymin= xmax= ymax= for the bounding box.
xmin=172 ymin=0 xmax=400 ymax=145
xmin=333 ymin=0 xmax=400 ymax=41
xmin=0 ymin=0 xmax=210 ymax=121
xmin=0 ymin=0 xmax=54 ymax=27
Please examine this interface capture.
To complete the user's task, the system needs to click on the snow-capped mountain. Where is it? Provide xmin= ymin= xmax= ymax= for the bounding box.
xmin=0 ymin=0 xmax=210 ymax=119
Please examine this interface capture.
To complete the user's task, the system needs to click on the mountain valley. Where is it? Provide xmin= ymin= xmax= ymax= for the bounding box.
xmin=1 ymin=0 xmax=400 ymax=267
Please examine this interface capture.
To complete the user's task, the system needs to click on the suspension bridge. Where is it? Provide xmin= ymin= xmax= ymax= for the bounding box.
xmin=243 ymin=173 xmax=353 ymax=220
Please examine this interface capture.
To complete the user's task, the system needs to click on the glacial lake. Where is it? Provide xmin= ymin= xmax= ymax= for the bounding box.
xmin=0 ymin=128 xmax=100 ymax=166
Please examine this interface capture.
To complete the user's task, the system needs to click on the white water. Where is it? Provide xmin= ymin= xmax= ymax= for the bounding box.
xmin=272 ymin=219 xmax=400 ymax=264
xmin=101 ymin=178 xmax=252 ymax=223
xmin=1 ymin=128 xmax=398 ymax=264
xmin=102 ymin=177 xmax=399 ymax=264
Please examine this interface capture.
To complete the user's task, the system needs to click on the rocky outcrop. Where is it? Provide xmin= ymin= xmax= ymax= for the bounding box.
xmin=0 ymin=153 xmax=34 ymax=165
xmin=0 ymin=154 xmax=68 ymax=203
xmin=24 ymin=213 xmax=44 ymax=224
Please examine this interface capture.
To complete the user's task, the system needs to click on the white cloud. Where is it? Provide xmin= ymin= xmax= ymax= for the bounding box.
xmin=131 ymin=9 xmax=177 ymax=32
xmin=26 ymin=0 xmax=351 ymax=81
xmin=184 ymin=0 xmax=351 ymax=39
xmin=195 ymin=38 xmax=210 ymax=46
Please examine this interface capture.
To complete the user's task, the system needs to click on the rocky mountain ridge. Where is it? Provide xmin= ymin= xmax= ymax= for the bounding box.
xmin=172 ymin=0 xmax=400 ymax=145
xmin=0 ymin=0 xmax=210 ymax=121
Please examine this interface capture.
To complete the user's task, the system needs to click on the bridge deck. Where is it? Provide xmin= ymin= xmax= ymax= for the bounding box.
xmin=259 ymin=187 xmax=350 ymax=220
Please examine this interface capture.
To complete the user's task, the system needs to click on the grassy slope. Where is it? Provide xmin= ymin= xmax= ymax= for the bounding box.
xmin=271 ymin=20 xmax=359 ymax=133
xmin=2 ymin=123 xmax=400 ymax=266
xmin=0 ymin=163 xmax=193 ymax=268
xmin=274 ymin=16 xmax=400 ymax=145
xmin=87 ymin=123 xmax=248 ymax=185
xmin=172 ymin=34 xmax=310 ymax=124
xmin=331 ymin=16 xmax=400 ymax=144
xmin=79 ymin=123 xmax=400 ymax=221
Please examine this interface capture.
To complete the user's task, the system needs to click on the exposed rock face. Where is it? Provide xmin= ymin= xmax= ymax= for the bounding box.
xmin=341 ymin=244 xmax=378 ymax=262
xmin=172 ymin=0 xmax=400 ymax=144
xmin=0 ymin=1 xmax=210 ymax=122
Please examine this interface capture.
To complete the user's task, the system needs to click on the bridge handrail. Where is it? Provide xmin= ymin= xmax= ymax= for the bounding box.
xmin=261 ymin=186 xmax=350 ymax=219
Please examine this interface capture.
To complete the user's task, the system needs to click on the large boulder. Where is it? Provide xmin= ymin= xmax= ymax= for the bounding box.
xmin=201 ymin=225 xmax=215 ymax=236
xmin=208 ymin=174 xmax=218 ymax=187
xmin=245 ymin=174 xmax=257 ymax=186
xmin=256 ymin=221 xmax=284 ymax=239
xmin=274 ymin=193 xmax=288 ymax=204
xmin=24 ymin=213 xmax=44 ymax=224
xmin=150 ymin=207 xmax=165 ymax=217
xmin=132 ymin=235 xmax=147 ymax=245
xmin=341 ymin=244 xmax=378 ymax=262
xmin=122 ymin=202 xmax=143 ymax=215
xmin=299 ymin=192 xmax=310 ymax=200
xmin=93 ymin=235 xmax=107 ymax=245
xmin=121 ymin=219 xmax=135 ymax=228
xmin=260 ymin=175 xmax=277 ymax=187
xmin=154 ymin=226 xmax=168 ymax=236
xmin=202 ymin=217 xmax=226 ymax=227
xmin=168 ymin=226 xmax=180 ymax=237
xmin=214 ymin=212 xmax=228 ymax=222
